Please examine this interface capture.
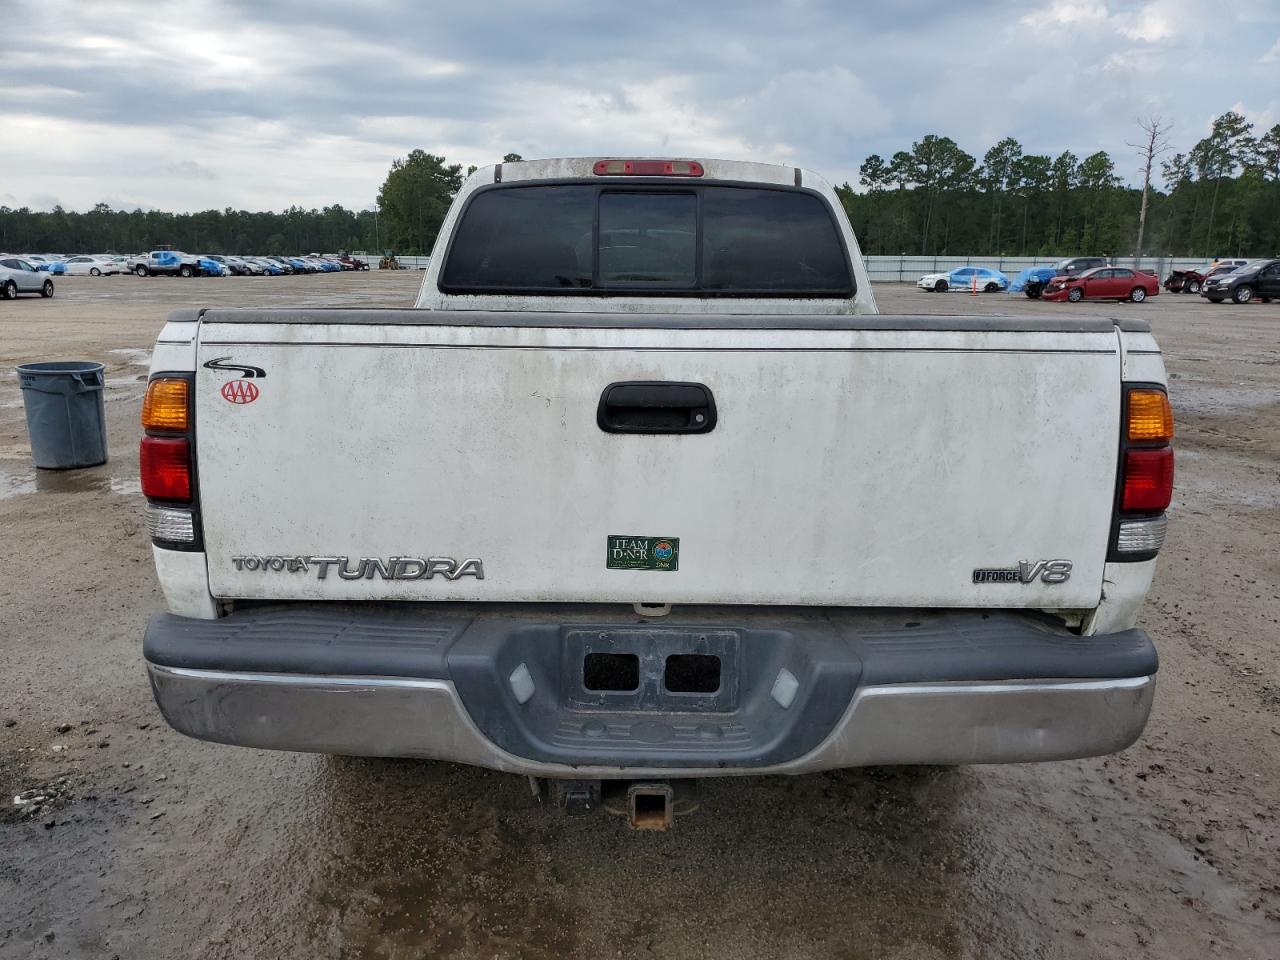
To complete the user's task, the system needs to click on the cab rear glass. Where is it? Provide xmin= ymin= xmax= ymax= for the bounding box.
xmin=439 ymin=184 xmax=853 ymax=296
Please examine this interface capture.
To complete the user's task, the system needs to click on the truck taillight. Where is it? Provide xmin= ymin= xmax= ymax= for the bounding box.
xmin=140 ymin=375 xmax=199 ymax=547
xmin=1121 ymin=447 xmax=1173 ymax=511
xmin=142 ymin=377 xmax=189 ymax=431
xmin=1111 ymin=385 xmax=1173 ymax=560
xmin=1126 ymin=389 xmax=1173 ymax=442
xmin=140 ymin=437 xmax=191 ymax=501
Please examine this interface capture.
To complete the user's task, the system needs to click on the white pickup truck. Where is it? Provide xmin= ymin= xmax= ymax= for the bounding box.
xmin=130 ymin=249 xmax=201 ymax=278
xmin=140 ymin=157 xmax=1173 ymax=825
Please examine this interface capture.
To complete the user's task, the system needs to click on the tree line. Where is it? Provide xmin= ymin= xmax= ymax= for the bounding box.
xmin=838 ymin=111 xmax=1280 ymax=259
xmin=0 ymin=202 xmax=385 ymax=257
xmin=0 ymin=149 xmax=489 ymax=257
xmin=3 ymin=117 xmax=1278 ymax=259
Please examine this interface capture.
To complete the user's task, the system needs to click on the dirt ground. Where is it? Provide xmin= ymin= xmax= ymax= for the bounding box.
xmin=1 ymin=273 xmax=1277 ymax=960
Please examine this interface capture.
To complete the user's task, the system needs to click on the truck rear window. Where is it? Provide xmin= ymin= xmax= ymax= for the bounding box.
xmin=440 ymin=184 xmax=853 ymax=296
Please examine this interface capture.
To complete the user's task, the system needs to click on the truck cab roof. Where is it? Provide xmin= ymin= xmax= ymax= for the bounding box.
xmin=414 ymin=156 xmax=877 ymax=315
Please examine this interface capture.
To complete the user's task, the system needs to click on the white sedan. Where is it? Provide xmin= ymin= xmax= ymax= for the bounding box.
xmin=916 ymin=266 xmax=1010 ymax=293
xmin=60 ymin=256 xmax=121 ymax=276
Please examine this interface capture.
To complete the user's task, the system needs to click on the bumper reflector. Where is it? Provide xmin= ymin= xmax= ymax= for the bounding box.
xmin=1115 ymin=515 xmax=1167 ymax=554
xmin=145 ymin=503 xmax=196 ymax=543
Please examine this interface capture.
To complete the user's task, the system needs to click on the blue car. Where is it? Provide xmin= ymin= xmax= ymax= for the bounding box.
xmin=915 ymin=266 xmax=1009 ymax=293
xmin=197 ymin=257 xmax=227 ymax=277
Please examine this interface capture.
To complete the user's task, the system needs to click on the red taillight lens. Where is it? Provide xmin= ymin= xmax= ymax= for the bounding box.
xmin=140 ymin=436 xmax=191 ymax=501
xmin=593 ymin=159 xmax=704 ymax=177
xmin=1122 ymin=447 xmax=1174 ymax=511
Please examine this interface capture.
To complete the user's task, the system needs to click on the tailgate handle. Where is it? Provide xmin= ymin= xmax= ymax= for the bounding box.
xmin=597 ymin=381 xmax=717 ymax=434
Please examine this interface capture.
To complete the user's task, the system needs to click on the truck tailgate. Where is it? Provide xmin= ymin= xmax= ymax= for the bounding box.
xmin=192 ymin=311 xmax=1122 ymax=609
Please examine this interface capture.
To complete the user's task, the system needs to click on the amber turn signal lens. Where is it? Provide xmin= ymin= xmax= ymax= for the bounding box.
xmin=1127 ymin=389 xmax=1173 ymax=442
xmin=142 ymin=378 xmax=189 ymax=431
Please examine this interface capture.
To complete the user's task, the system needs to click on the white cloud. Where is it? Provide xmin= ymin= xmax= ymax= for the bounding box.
xmin=1021 ymin=1 xmax=1110 ymax=30
xmin=2 ymin=0 xmax=1279 ymax=210
xmin=166 ymin=161 xmax=219 ymax=181
xmin=1021 ymin=0 xmax=1190 ymax=42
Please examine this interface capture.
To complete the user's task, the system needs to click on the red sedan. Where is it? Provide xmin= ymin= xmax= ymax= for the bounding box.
xmin=1041 ymin=267 xmax=1160 ymax=303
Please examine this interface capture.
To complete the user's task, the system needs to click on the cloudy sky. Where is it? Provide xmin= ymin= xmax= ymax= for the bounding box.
xmin=2 ymin=0 xmax=1277 ymax=213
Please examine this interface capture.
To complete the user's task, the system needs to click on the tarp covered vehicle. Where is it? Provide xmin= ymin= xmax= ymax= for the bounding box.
xmin=1010 ymin=266 xmax=1057 ymax=298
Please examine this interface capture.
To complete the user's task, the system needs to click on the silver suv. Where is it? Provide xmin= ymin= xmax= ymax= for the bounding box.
xmin=0 ymin=257 xmax=55 ymax=299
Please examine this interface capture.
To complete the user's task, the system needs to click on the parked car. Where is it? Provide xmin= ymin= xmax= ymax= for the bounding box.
xmin=133 ymin=250 xmax=202 ymax=277
xmin=0 ymin=257 xmax=56 ymax=298
xmin=1163 ymin=269 xmax=1205 ymax=294
xmin=196 ymin=257 xmax=228 ymax=277
xmin=1011 ymin=266 xmax=1058 ymax=299
xmin=1017 ymin=256 xmax=1110 ymax=297
xmin=60 ymin=255 xmax=121 ymax=276
xmin=251 ymin=257 xmax=284 ymax=275
xmin=1052 ymin=256 xmax=1110 ymax=278
xmin=916 ymin=266 xmax=1009 ymax=293
xmin=23 ymin=255 xmax=64 ymax=273
xmin=203 ymin=255 xmax=245 ymax=276
xmin=140 ymin=157 xmax=1170 ymax=830
xmin=23 ymin=255 xmax=67 ymax=275
xmin=1200 ymin=259 xmax=1280 ymax=304
xmin=1041 ymin=267 xmax=1160 ymax=303
xmin=339 ymin=255 xmax=369 ymax=270
xmin=1208 ymin=258 xmax=1250 ymax=272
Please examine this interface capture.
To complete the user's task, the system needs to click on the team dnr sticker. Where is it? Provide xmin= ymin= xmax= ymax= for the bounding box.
xmin=607 ymin=535 xmax=679 ymax=571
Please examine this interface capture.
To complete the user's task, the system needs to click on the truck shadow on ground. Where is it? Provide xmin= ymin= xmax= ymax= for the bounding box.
xmin=298 ymin=758 xmax=990 ymax=960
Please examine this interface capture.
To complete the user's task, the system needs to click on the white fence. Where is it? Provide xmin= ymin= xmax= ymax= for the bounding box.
xmin=370 ymin=253 xmax=1213 ymax=279
xmin=864 ymin=255 xmax=1209 ymax=283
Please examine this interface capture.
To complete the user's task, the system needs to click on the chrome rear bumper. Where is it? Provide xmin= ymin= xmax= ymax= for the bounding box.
xmin=148 ymin=664 xmax=1155 ymax=777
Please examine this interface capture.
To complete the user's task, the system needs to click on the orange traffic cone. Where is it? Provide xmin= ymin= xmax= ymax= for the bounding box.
xmin=971 ymin=271 xmax=978 ymax=296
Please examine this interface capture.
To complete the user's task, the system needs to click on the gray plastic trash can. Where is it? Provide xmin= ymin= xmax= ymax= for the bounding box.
xmin=16 ymin=361 xmax=108 ymax=469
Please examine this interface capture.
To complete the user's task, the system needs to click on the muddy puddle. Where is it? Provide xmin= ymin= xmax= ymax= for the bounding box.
xmin=0 ymin=463 xmax=140 ymax=501
xmin=107 ymin=347 xmax=153 ymax=365
xmin=1167 ymin=381 xmax=1278 ymax=416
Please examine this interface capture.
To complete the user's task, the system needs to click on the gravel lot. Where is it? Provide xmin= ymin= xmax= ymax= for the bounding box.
xmin=1 ymin=273 xmax=1277 ymax=960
